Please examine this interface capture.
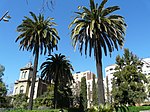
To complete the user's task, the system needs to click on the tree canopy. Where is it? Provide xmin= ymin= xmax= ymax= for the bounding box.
xmin=112 ymin=49 xmax=147 ymax=105
xmin=0 ymin=65 xmax=7 ymax=108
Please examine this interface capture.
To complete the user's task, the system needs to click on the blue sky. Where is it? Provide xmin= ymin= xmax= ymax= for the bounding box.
xmin=1 ymin=0 xmax=150 ymax=90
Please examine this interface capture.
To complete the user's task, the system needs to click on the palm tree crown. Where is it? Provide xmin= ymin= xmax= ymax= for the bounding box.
xmin=69 ymin=0 xmax=126 ymax=63
xmin=16 ymin=12 xmax=60 ymax=55
xmin=40 ymin=54 xmax=74 ymax=84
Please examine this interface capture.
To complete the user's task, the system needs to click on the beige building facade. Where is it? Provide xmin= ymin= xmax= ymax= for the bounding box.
xmin=13 ymin=62 xmax=47 ymax=99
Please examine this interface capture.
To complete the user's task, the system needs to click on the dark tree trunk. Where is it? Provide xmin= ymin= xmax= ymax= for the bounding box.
xmin=95 ymin=39 xmax=105 ymax=105
xmin=96 ymin=61 xmax=105 ymax=104
xmin=54 ymin=73 xmax=58 ymax=109
xmin=28 ymin=51 xmax=39 ymax=110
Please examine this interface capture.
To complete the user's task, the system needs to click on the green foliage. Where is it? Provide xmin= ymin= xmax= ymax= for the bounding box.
xmin=128 ymin=106 xmax=150 ymax=112
xmin=57 ymin=84 xmax=73 ymax=108
xmin=0 ymin=82 xmax=7 ymax=95
xmin=34 ymin=83 xmax=74 ymax=109
xmin=105 ymin=76 xmax=110 ymax=103
xmin=80 ymin=77 xmax=87 ymax=110
xmin=146 ymin=76 xmax=150 ymax=98
xmin=87 ymin=104 xmax=113 ymax=112
xmin=0 ymin=64 xmax=5 ymax=78
xmin=112 ymin=49 xmax=147 ymax=106
xmin=34 ymin=85 xmax=54 ymax=108
xmin=16 ymin=12 xmax=60 ymax=55
xmin=0 ymin=65 xmax=8 ymax=108
xmin=92 ymin=75 xmax=98 ymax=106
xmin=4 ymin=109 xmax=68 ymax=112
xmin=4 ymin=106 xmax=150 ymax=112
xmin=12 ymin=94 xmax=28 ymax=109
xmin=114 ymin=105 xmax=129 ymax=112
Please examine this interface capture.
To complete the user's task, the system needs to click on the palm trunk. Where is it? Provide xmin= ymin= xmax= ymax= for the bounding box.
xmin=28 ymin=51 xmax=39 ymax=110
xmin=96 ymin=60 xmax=105 ymax=105
xmin=54 ymin=72 xmax=58 ymax=109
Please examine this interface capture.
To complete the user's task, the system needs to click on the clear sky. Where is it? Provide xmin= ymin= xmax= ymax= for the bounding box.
xmin=1 ymin=0 xmax=150 ymax=91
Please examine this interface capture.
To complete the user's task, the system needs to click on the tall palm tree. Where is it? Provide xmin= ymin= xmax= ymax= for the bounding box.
xmin=15 ymin=12 xmax=59 ymax=110
xmin=69 ymin=0 xmax=126 ymax=104
xmin=40 ymin=54 xmax=74 ymax=108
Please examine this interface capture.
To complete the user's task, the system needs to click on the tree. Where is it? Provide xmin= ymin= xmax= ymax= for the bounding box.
xmin=112 ymin=49 xmax=147 ymax=105
xmin=69 ymin=0 xmax=126 ymax=104
xmin=40 ymin=54 xmax=74 ymax=109
xmin=80 ymin=77 xmax=87 ymax=110
xmin=0 ymin=82 xmax=7 ymax=107
xmin=0 ymin=64 xmax=5 ymax=79
xmin=0 ymin=65 xmax=7 ymax=108
xmin=146 ymin=76 xmax=150 ymax=100
xmin=92 ymin=74 xmax=98 ymax=106
xmin=15 ymin=12 xmax=59 ymax=110
xmin=34 ymin=85 xmax=54 ymax=108
xmin=106 ymin=75 xmax=110 ymax=103
xmin=57 ymin=84 xmax=74 ymax=108
xmin=12 ymin=94 xmax=28 ymax=109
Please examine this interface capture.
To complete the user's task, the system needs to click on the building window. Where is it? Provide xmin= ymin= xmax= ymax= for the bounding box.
xmin=15 ymin=87 xmax=18 ymax=94
xmin=147 ymin=66 xmax=150 ymax=68
xmin=110 ymin=68 xmax=113 ymax=71
xmin=106 ymin=70 xmax=109 ymax=72
xmin=21 ymin=71 xmax=27 ymax=79
xmin=20 ymin=85 xmax=24 ymax=93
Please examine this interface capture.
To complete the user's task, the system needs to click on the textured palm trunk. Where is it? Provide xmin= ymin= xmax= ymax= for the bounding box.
xmin=96 ymin=60 xmax=105 ymax=105
xmin=54 ymin=72 xmax=58 ymax=109
xmin=28 ymin=51 xmax=39 ymax=110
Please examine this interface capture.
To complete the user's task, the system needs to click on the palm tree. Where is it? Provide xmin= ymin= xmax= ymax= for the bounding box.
xmin=40 ymin=54 xmax=74 ymax=108
xmin=69 ymin=0 xmax=126 ymax=104
xmin=15 ymin=12 xmax=59 ymax=110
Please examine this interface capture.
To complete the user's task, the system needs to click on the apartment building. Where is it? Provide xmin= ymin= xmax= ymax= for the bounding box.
xmin=72 ymin=71 xmax=96 ymax=108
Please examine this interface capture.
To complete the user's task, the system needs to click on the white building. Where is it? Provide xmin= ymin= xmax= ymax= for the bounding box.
xmin=104 ymin=58 xmax=150 ymax=102
xmin=141 ymin=58 xmax=150 ymax=75
xmin=103 ymin=64 xmax=116 ymax=102
xmin=72 ymin=71 xmax=96 ymax=108
xmin=13 ymin=62 xmax=47 ymax=99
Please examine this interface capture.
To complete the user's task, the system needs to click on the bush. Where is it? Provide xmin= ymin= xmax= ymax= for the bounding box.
xmin=4 ymin=109 xmax=68 ymax=112
xmin=87 ymin=104 xmax=113 ymax=112
xmin=128 ymin=106 xmax=150 ymax=112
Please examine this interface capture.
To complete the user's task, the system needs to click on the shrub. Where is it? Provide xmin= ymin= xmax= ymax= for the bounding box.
xmin=87 ymin=104 xmax=113 ymax=112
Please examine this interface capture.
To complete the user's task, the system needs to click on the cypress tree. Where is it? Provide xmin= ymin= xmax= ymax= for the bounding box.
xmin=106 ymin=76 xmax=110 ymax=103
xmin=80 ymin=77 xmax=87 ymax=110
